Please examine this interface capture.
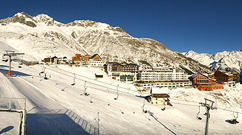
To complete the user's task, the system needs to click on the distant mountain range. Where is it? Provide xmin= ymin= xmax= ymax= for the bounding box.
xmin=0 ymin=12 xmax=231 ymax=74
xmin=182 ymin=50 xmax=242 ymax=72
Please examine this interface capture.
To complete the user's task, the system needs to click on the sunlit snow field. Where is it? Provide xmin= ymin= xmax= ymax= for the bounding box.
xmin=0 ymin=59 xmax=242 ymax=135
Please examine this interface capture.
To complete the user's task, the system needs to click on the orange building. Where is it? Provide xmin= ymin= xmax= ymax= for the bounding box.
xmin=80 ymin=55 xmax=91 ymax=61
xmin=72 ymin=54 xmax=91 ymax=63
xmin=72 ymin=54 xmax=81 ymax=61
xmin=72 ymin=54 xmax=102 ymax=65
xmin=191 ymin=74 xmax=223 ymax=91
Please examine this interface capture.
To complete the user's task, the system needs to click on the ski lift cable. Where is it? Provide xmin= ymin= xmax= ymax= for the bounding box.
xmin=170 ymin=98 xmax=201 ymax=103
xmin=46 ymin=67 xmax=139 ymax=96
xmin=75 ymin=72 xmax=137 ymax=92
xmin=82 ymin=83 xmax=137 ymax=96
xmin=44 ymin=66 xmax=242 ymax=117
xmin=43 ymin=67 xmax=242 ymax=116
xmin=170 ymin=98 xmax=242 ymax=114
xmin=47 ymin=66 xmax=137 ymax=92
xmin=217 ymin=107 xmax=242 ymax=114
xmin=60 ymin=80 xmax=153 ymax=116
xmin=80 ymin=78 xmax=138 ymax=96
xmin=47 ymin=66 xmax=135 ymax=92
xmin=169 ymin=102 xmax=200 ymax=107
xmin=78 ymin=91 xmax=142 ymax=115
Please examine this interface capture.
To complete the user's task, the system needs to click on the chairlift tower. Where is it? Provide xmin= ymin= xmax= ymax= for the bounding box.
xmin=3 ymin=50 xmax=24 ymax=76
xmin=200 ymin=98 xmax=215 ymax=135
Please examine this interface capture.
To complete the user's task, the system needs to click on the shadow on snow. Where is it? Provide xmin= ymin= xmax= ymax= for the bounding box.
xmin=0 ymin=126 xmax=14 ymax=134
xmin=27 ymin=109 xmax=98 ymax=135
xmin=0 ymin=67 xmax=31 ymax=77
xmin=148 ymin=111 xmax=177 ymax=135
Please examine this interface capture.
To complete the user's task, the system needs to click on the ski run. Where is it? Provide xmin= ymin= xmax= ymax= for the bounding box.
xmin=0 ymin=59 xmax=242 ymax=135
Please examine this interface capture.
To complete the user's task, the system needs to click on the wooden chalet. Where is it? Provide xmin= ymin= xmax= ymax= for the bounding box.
xmin=72 ymin=54 xmax=103 ymax=66
xmin=42 ymin=56 xmax=57 ymax=63
xmin=80 ymin=54 xmax=91 ymax=62
xmin=149 ymin=87 xmax=170 ymax=105
xmin=72 ymin=54 xmax=81 ymax=61
xmin=212 ymin=70 xmax=233 ymax=83
xmin=90 ymin=54 xmax=102 ymax=61
xmin=231 ymin=70 xmax=240 ymax=82
xmin=89 ymin=54 xmax=105 ymax=67
xmin=191 ymin=74 xmax=223 ymax=91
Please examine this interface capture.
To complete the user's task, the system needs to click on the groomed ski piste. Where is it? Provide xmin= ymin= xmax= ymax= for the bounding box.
xmin=0 ymin=59 xmax=242 ymax=135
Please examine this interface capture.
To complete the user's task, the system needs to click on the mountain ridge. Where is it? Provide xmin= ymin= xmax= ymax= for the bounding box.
xmin=183 ymin=50 xmax=242 ymax=72
xmin=0 ymin=12 xmax=212 ymax=74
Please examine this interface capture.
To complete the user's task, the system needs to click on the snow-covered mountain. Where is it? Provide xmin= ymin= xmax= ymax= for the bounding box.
xmin=182 ymin=50 xmax=213 ymax=66
xmin=183 ymin=50 xmax=242 ymax=72
xmin=0 ymin=12 xmax=212 ymax=74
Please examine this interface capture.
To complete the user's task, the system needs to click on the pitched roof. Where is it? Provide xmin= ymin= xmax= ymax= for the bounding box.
xmin=90 ymin=54 xmax=98 ymax=59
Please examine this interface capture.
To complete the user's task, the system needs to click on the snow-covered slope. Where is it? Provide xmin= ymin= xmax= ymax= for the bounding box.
xmin=1 ymin=58 xmax=242 ymax=134
xmin=0 ymin=12 xmax=212 ymax=74
xmin=211 ymin=51 xmax=242 ymax=71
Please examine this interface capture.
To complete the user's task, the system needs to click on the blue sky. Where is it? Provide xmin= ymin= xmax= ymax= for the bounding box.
xmin=1 ymin=0 xmax=241 ymax=54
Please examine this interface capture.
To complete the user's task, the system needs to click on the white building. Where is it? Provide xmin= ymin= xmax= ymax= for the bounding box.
xmin=139 ymin=67 xmax=189 ymax=81
xmin=89 ymin=60 xmax=105 ymax=67
xmin=135 ymin=67 xmax=192 ymax=90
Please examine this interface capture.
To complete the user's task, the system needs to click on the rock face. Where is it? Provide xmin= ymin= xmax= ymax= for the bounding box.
xmin=0 ymin=12 xmax=213 ymax=74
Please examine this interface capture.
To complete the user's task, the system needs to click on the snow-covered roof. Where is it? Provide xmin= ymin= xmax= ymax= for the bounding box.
xmin=225 ymin=72 xmax=233 ymax=76
xmin=151 ymin=87 xmax=169 ymax=94
xmin=95 ymin=73 xmax=103 ymax=75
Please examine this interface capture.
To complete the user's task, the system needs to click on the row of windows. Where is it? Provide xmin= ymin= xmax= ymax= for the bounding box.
xmin=142 ymin=84 xmax=190 ymax=89
xmin=140 ymin=77 xmax=187 ymax=81
xmin=137 ymin=82 xmax=191 ymax=87
xmin=196 ymin=80 xmax=209 ymax=83
xmin=141 ymin=75 xmax=188 ymax=77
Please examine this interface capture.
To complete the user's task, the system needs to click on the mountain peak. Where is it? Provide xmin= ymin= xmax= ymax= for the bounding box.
xmin=14 ymin=12 xmax=31 ymax=18
xmin=34 ymin=13 xmax=54 ymax=26
xmin=184 ymin=50 xmax=198 ymax=57
xmin=0 ymin=12 xmax=37 ymax=27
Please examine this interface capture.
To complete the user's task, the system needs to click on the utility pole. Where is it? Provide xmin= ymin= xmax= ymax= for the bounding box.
xmin=200 ymin=98 xmax=215 ymax=135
